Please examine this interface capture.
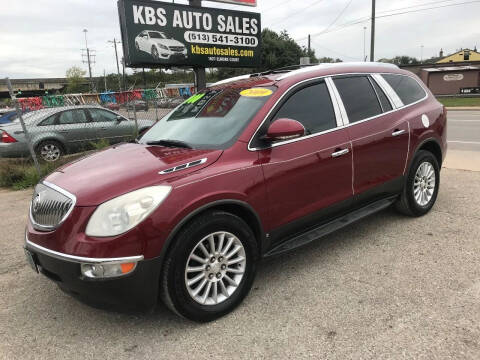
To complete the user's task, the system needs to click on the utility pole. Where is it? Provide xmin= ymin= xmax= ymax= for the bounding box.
xmin=421 ymin=45 xmax=424 ymax=63
xmin=103 ymin=69 xmax=107 ymax=92
xmin=189 ymin=0 xmax=206 ymax=92
xmin=142 ymin=67 xmax=147 ymax=89
xmin=121 ymin=57 xmax=127 ymax=91
xmin=370 ymin=0 xmax=376 ymax=62
xmin=108 ymin=38 xmax=123 ymax=91
xmin=308 ymin=34 xmax=311 ymax=56
xmin=82 ymin=29 xmax=96 ymax=92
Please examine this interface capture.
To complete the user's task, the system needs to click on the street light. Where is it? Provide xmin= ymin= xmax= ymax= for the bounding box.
xmin=363 ymin=26 xmax=367 ymax=62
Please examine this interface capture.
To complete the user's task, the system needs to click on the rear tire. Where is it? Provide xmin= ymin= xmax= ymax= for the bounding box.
xmin=36 ymin=140 xmax=64 ymax=162
xmin=161 ymin=211 xmax=258 ymax=322
xmin=395 ymin=150 xmax=440 ymax=217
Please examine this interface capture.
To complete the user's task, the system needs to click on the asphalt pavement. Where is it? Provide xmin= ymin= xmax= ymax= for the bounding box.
xmin=0 ymin=110 xmax=479 ymax=359
xmin=447 ymin=110 xmax=480 ymax=152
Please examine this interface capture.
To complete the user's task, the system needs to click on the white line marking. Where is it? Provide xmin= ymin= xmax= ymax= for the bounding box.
xmin=448 ymin=141 xmax=480 ymax=144
xmin=449 ymin=120 xmax=480 ymax=122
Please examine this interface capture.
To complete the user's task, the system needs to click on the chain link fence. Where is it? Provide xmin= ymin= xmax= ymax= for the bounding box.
xmin=0 ymin=86 xmax=193 ymax=187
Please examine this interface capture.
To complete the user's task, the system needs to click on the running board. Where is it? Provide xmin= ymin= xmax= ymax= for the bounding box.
xmin=264 ymin=197 xmax=396 ymax=258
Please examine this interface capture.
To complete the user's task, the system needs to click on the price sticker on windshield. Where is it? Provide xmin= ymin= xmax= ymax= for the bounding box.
xmin=240 ymin=88 xmax=273 ymax=97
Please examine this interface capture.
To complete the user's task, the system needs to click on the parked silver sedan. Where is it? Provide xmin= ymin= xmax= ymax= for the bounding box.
xmin=0 ymin=106 xmax=154 ymax=161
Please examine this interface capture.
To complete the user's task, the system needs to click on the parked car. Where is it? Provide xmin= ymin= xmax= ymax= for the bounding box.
xmin=126 ymin=100 xmax=149 ymax=112
xmin=24 ymin=63 xmax=447 ymax=322
xmin=0 ymin=110 xmax=18 ymax=124
xmin=104 ymin=102 xmax=120 ymax=111
xmin=135 ymin=30 xmax=187 ymax=61
xmin=0 ymin=106 xmax=153 ymax=161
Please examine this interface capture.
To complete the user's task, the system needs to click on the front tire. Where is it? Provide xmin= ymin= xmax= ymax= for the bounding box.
xmin=151 ymin=46 xmax=159 ymax=60
xmin=395 ymin=150 xmax=440 ymax=216
xmin=161 ymin=211 xmax=258 ymax=322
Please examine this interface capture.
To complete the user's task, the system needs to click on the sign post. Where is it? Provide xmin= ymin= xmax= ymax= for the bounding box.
xmin=189 ymin=0 xmax=206 ymax=91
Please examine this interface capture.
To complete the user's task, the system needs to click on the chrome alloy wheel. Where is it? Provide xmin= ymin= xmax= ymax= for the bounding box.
xmin=413 ymin=161 xmax=436 ymax=206
xmin=185 ymin=232 xmax=246 ymax=305
xmin=40 ymin=144 xmax=61 ymax=162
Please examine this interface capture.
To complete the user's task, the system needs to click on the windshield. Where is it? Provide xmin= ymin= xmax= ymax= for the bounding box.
xmin=140 ymin=86 xmax=275 ymax=150
xmin=149 ymin=32 xmax=166 ymax=39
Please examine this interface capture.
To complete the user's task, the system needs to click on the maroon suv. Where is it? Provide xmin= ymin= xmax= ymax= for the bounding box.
xmin=25 ymin=63 xmax=447 ymax=322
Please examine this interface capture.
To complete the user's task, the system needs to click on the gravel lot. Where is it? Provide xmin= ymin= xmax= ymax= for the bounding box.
xmin=1 ymin=167 xmax=479 ymax=359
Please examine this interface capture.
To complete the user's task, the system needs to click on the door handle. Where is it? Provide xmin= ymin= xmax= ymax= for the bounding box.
xmin=392 ymin=129 xmax=406 ymax=137
xmin=100 ymin=127 xmax=107 ymax=130
xmin=331 ymin=148 xmax=349 ymax=158
xmin=59 ymin=130 xmax=68 ymax=133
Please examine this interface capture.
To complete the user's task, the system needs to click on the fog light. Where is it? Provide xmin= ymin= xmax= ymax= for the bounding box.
xmin=81 ymin=262 xmax=137 ymax=279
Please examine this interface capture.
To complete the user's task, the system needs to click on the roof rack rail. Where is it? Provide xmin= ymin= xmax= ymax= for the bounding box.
xmin=249 ymin=63 xmax=319 ymax=78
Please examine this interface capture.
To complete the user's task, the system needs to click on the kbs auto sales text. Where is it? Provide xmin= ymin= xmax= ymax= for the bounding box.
xmin=132 ymin=6 xmax=259 ymax=35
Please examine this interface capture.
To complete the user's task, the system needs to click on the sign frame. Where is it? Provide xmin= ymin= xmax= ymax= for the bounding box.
xmin=118 ymin=0 xmax=262 ymax=69
xmin=207 ymin=0 xmax=257 ymax=7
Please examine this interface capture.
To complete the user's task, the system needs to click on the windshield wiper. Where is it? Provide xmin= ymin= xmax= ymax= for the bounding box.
xmin=145 ymin=139 xmax=192 ymax=149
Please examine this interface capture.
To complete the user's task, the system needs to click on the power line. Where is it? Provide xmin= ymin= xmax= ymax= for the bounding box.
xmin=376 ymin=0 xmax=465 ymax=15
xmin=376 ymin=0 xmax=480 ymax=19
xmin=311 ymin=40 xmax=362 ymax=61
xmin=322 ymin=0 xmax=354 ymax=34
xmin=269 ymin=0 xmax=325 ymax=24
xmin=296 ymin=0 xmax=480 ymax=42
xmin=263 ymin=0 xmax=293 ymax=12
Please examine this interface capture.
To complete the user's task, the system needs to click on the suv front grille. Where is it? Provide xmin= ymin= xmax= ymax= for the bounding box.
xmin=169 ymin=46 xmax=184 ymax=52
xmin=30 ymin=182 xmax=76 ymax=231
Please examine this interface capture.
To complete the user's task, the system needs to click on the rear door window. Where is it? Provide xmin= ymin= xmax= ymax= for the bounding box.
xmin=381 ymin=74 xmax=426 ymax=105
xmin=334 ymin=76 xmax=382 ymax=123
xmin=272 ymin=81 xmax=337 ymax=135
xmin=58 ymin=110 xmax=88 ymax=125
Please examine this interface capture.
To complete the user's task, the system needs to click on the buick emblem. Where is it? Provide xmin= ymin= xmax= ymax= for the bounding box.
xmin=33 ymin=191 xmax=44 ymax=212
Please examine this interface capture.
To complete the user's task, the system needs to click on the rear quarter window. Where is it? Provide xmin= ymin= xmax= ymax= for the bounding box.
xmin=382 ymin=74 xmax=426 ymax=105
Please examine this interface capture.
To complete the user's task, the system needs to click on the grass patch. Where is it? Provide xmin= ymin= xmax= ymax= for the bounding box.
xmin=89 ymin=138 xmax=110 ymax=150
xmin=0 ymin=152 xmax=91 ymax=190
xmin=437 ymin=97 xmax=480 ymax=107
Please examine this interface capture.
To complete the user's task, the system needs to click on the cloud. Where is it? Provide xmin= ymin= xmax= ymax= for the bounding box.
xmin=0 ymin=0 xmax=478 ymax=78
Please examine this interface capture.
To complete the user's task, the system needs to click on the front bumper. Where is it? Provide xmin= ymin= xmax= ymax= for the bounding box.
xmin=25 ymin=237 xmax=162 ymax=312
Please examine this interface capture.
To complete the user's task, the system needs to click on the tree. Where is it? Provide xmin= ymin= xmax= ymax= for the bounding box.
xmin=378 ymin=56 xmax=419 ymax=65
xmin=65 ymin=66 xmax=87 ymax=93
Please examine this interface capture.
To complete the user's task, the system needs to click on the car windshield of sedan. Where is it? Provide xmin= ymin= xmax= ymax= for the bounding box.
xmin=139 ymin=86 xmax=276 ymax=150
xmin=149 ymin=32 xmax=167 ymax=39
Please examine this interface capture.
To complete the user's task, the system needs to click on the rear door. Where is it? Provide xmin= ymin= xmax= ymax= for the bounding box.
xmin=87 ymin=108 xmax=134 ymax=143
xmin=253 ymin=79 xmax=353 ymax=242
xmin=332 ymin=74 xmax=409 ymax=204
xmin=55 ymin=109 xmax=90 ymax=151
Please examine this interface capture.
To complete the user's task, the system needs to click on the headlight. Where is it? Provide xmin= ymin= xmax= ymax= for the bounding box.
xmin=158 ymin=44 xmax=169 ymax=50
xmin=85 ymin=186 xmax=171 ymax=237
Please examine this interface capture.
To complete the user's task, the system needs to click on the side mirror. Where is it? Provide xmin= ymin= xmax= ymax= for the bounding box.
xmin=264 ymin=118 xmax=305 ymax=142
xmin=116 ymin=115 xmax=123 ymax=122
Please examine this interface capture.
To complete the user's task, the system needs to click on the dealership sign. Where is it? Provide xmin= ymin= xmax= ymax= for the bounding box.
xmin=118 ymin=0 xmax=261 ymax=68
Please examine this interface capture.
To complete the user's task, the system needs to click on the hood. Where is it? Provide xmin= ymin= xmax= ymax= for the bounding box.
xmin=45 ymin=143 xmax=223 ymax=206
xmin=157 ymin=39 xmax=184 ymax=48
